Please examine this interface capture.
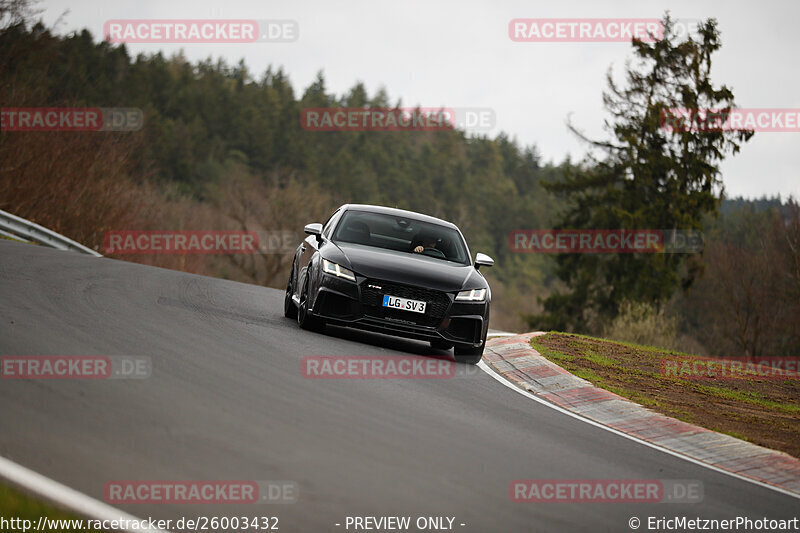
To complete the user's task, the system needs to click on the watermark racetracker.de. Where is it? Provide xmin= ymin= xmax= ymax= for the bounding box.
xmin=302 ymin=356 xmax=456 ymax=379
xmin=103 ymin=230 xmax=298 ymax=255
xmin=660 ymin=356 xmax=800 ymax=380
xmin=661 ymin=108 xmax=800 ymax=133
xmin=1 ymin=356 xmax=151 ymax=379
xmin=510 ymin=479 xmax=703 ymax=503
xmin=508 ymin=18 xmax=701 ymax=43
xmin=1 ymin=108 xmax=143 ymax=132
xmin=104 ymin=480 xmax=298 ymax=504
xmin=300 ymin=107 xmax=496 ymax=134
xmin=508 ymin=229 xmax=704 ymax=253
xmin=104 ymin=19 xmax=298 ymax=43
xmin=301 ymin=355 xmax=484 ymax=379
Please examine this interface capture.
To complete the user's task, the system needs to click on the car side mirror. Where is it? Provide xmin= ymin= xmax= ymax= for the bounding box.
xmin=474 ymin=252 xmax=494 ymax=269
xmin=304 ymin=223 xmax=323 ymax=243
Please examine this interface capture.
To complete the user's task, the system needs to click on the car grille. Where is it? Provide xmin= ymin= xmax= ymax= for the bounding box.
xmin=361 ymin=279 xmax=451 ymax=328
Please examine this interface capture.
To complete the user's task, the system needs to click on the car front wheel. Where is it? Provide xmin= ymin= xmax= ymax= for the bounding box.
xmin=297 ymin=274 xmax=323 ymax=331
xmin=453 ymin=340 xmax=485 ymax=364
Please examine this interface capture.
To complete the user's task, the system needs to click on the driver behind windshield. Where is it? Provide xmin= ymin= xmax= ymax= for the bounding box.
xmin=412 ymin=232 xmax=438 ymax=254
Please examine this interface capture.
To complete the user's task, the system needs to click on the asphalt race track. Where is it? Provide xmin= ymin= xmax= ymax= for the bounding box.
xmin=0 ymin=240 xmax=797 ymax=532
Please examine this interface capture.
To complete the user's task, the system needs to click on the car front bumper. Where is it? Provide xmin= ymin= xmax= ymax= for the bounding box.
xmin=310 ymin=274 xmax=488 ymax=349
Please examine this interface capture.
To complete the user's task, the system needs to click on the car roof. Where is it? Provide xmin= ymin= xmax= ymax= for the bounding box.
xmin=338 ymin=204 xmax=459 ymax=230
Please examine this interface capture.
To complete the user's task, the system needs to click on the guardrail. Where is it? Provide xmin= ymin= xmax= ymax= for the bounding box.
xmin=0 ymin=209 xmax=102 ymax=257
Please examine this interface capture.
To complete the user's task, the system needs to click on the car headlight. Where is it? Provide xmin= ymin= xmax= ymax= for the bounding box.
xmin=455 ymin=288 xmax=487 ymax=302
xmin=322 ymin=259 xmax=356 ymax=281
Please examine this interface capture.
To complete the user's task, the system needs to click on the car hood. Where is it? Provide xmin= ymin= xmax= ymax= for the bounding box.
xmin=328 ymin=242 xmax=485 ymax=293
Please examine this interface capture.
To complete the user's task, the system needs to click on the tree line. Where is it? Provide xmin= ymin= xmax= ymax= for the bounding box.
xmin=1 ymin=6 xmax=797 ymax=356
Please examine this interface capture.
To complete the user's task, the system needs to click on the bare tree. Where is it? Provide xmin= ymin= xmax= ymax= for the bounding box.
xmin=214 ymin=167 xmax=335 ymax=288
xmin=0 ymin=0 xmax=41 ymax=29
xmin=684 ymin=209 xmax=797 ymax=358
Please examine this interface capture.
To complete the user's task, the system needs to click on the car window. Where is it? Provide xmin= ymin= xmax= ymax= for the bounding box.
xmin=322 ymin=208 xmax=342 ymax=238
xmin=332 ymin=210 xmax=470 ymax=265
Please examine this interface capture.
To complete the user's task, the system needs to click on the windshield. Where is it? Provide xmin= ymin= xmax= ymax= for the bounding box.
xmin=332 ymin=210 xmax=470 ymax=265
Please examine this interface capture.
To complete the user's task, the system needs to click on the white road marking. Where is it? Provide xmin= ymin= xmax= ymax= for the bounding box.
xmin=477 ymin=359 xmax=800 ymax=501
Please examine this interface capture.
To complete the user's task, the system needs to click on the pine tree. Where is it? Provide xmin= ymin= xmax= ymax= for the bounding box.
xmin=531 ymin=15 xmax=754 ymax=332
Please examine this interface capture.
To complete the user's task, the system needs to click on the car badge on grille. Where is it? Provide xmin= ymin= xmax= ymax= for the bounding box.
xmin=368 ymin=284 xmax=382 ymax=290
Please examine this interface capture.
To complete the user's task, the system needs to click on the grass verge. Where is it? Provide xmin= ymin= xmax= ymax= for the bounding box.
xmin=0 ymin=483 xmax=101 ymax=532
xmin=530 ymin=332 xmax=800 ymax=458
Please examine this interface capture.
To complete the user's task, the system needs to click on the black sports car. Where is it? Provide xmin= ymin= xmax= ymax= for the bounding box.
xmin=284 ymin=204 xmax=494 ymax=363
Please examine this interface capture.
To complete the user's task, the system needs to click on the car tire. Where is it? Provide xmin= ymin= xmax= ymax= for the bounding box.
xmin=284 ymin=265 xmax=297 ymax=319
xmin=297 ymin=274 xmax=323 ymax=331
xmin=430 ymin=340 xmax=453 ymax=351
xmin=453 ymin=340 xmax=485 ymax=364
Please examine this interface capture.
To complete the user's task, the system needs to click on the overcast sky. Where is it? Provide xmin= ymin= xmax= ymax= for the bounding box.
xmin=39 ymin=0 xmax=799 ymax=199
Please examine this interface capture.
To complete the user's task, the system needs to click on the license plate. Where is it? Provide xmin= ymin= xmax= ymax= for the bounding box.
xmin=382 ymin=295 xmax=427 ymax=314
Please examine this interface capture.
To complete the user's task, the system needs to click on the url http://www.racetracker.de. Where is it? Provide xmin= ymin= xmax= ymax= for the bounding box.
xmin=0 ymin=515 xmax=281 ymax=533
